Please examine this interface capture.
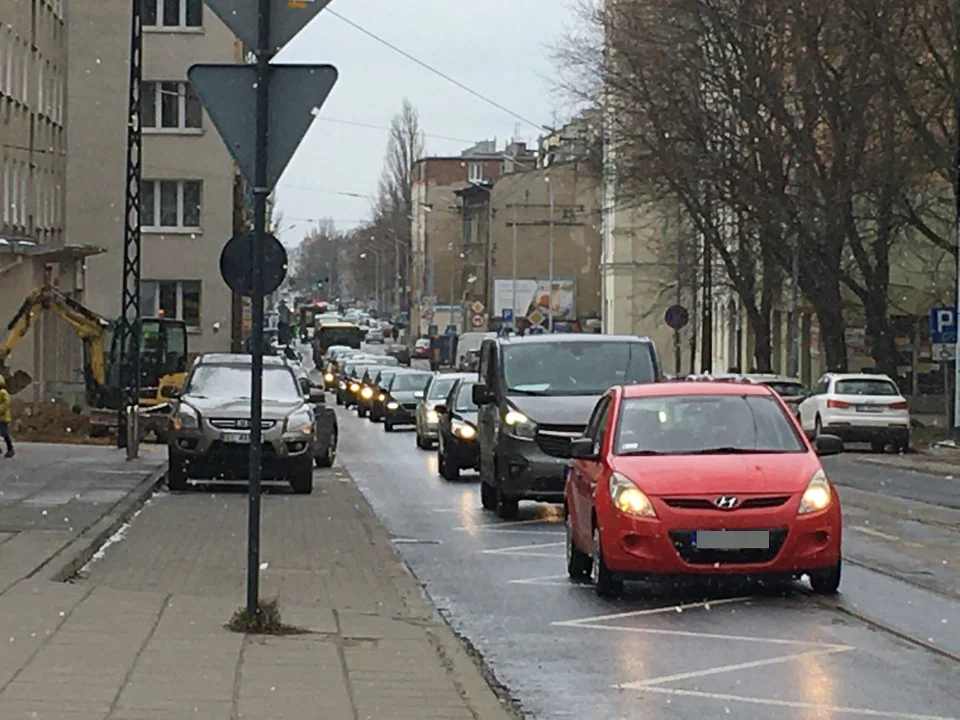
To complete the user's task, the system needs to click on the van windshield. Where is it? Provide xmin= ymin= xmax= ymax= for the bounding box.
xmin=502 ymin=341 xmax=657 ymax=396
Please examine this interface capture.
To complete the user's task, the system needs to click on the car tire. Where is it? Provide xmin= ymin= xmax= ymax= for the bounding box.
xmin=416 ymin=430 xmax=425 ymax=449
xmin=480 ymin=480 xmax=496 ymax=510
xmin=167 ymin=453 xmax=188 ymax=492
xmin=893 ymin=434 xmax=910 ymax=453
xmin=289 ymin=459 xmax=314 ymax=495
xmin=384 ymin=420 xmax=394 ymax=432
xmin=814 ymin=415 xmax=823 ymax=439
xmin=441 ymin=446 xmax=460 ymax=482
xmin=809 ymin=559 xmax=842 ymax=595
xmin=870 ymin=440 xmax=886 ymax=454
xmin=566 ymin=511 xmax=592 ymax=579
xmin=316 ymin=432 xmax=337 ymax=468
xmin=591 ymin=526 xmax=623 ymax=598
xmin=495 ymin=477 xmax=519 ymax=520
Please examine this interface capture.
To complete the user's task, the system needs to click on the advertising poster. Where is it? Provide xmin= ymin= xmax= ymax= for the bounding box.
xmin=493 ymin=278 xmax=576 ymax=324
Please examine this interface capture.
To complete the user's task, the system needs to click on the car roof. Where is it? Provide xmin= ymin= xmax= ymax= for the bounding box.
xmin=198 ymin=353 xmax=287 ymax=367
xmin=826 ymin=373 xmax=896 ymax=382
xmin=620 ymin=381 xmax=774 ymax=399
xmin=492 ymin=333 xmax=654 ymax=347
xmin=430 ymin=372 xmax=473 ymax=382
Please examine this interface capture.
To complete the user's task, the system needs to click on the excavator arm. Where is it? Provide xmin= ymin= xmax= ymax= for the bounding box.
xmin=0 ymin=285 xmax=110 ymax=395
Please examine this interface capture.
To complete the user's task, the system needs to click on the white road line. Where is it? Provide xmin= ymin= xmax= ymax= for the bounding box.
xmin=627 ymin=646 xmax=853 ymax=687
xmin=456 ymin=518 xmax=562 ymax=530
xmin=482 ymin=542 xmax=565 ymax=556
xmin=624 ymin=686 xmax=959 ymax=720
xmin=458 ymin=528 xmax=565 ymax=536
xmin=508 ymin=574 xmax=592 ymax=588
xmin=851 ymin=525 xmax=902 ymax=542
xmin=553 ymin=621 xmax=850 ymax=648
xmin=554 ymin=596 xmax=751 ymax=625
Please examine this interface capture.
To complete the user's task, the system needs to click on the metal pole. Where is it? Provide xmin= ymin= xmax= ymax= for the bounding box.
xmin=246 ymin=0 xmax=272 ymax=619
xmin=548 ymin=178 xmax=555 ymax=333
xmin=953 ymin=60 xmax=960 ymax=437
xmin=788 ymin=236 xmax=800 ymax=377
xmin=375 ymin=252 xmax=381 ymax=311
xmin=675 ymin=209 xmax=682 ymax=374
xmin=512 ymin=204 xmax=517 ymax=327
xmin=394 ymin=239 xmax=401 ymax=316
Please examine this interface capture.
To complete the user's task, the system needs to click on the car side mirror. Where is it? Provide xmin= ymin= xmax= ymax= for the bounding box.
xmin=309 ymin=389 xmax=326 ymax=405
xmin=815 ymin=434 xmax=843 ymax=457
xmin=472 ymin=383 xmax=494 ymax=406
xmin=569 ymin=437 xmax=599 ymax=460
xmin=434 ymin=404 xmax=447 ymax=414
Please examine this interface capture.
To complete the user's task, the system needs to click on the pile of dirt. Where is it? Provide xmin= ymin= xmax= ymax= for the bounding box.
xmin=10 ymin=399 xmax=110 ymax=445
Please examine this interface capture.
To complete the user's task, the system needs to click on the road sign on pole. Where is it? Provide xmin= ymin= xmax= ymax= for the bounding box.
xmin=194 ymin=0 xmax=336 ymax=621
xmin=220 ymin=232 xmax=288 ymax=297
xmin=665 ymin=304 xmax=690 ymax=331
xmin=502 ymin=308 xmax=514 ymax=324
xmin=930 ymin=306 xmax=957 ymax=344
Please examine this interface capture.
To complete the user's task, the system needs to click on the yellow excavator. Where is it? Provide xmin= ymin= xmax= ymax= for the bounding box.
xmin=0 ymin=284 xmax=189 ymax=438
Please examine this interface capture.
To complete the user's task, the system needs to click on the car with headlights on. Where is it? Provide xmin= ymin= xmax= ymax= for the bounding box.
xmin=320 ymin=346 xmax=357 ymax=389
xmin=381 ymin=369 xmax=434 ymax=432
xmin=355 ymin=365 xmax=397 ymax=418
xmin=564 ymin=381 xmax=844 ymax=597
xmin=167 ymin=354 xmax=324 ymax=494
xmin=336 ymin=357 xmax=395 ymax=406
xmin=415 ymin=372 xmax=471 ymax=449
xmin=369 ymin=368 xmax=402 ymax=422
xmin=436 ymin=376 xmax=480 ymax=481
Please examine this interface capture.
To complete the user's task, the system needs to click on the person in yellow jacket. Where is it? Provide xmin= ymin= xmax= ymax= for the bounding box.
xmin=0 ymin=375 xmax=14 ymax=457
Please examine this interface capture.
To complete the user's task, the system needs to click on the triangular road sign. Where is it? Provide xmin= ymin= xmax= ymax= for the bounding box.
xmin=188 ymin=64 xmax=338 ymax=189
xmin=204 ymin=0 xmax=333 ymax=54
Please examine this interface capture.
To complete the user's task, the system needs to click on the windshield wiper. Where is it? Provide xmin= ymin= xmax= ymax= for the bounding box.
xmin=619 ymin=449 xmax=667 ymax=456
xmin=508 ymin=388 xmax=550 ymax=396
xmin=684 ymin=447 xmax=791 ymax=455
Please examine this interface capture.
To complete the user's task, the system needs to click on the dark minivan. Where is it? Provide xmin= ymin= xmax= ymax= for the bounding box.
xmin=472 ymin=335 xmax=662 ymax=519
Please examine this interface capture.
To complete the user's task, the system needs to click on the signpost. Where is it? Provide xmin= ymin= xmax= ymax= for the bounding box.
xmin=191 ymin=0 xmax=338 ymax=620
xmin=930 ymin=306 xmax=959 ymax=430
xmin=502 ymin=308 xmax=514 ymax=326
xmin=665 ymin=305 xmax=689 ymax=375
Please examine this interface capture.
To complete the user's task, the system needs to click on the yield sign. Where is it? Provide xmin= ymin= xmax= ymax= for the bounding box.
xmin=203 ymin=0 xmax=334 ymax=54
xmin=188 ymin=64 xmax=338 ymax=189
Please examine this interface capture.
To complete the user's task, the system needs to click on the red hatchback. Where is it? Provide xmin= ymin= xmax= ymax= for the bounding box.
xmin=564 ymin=381 xmax=844 ymax=597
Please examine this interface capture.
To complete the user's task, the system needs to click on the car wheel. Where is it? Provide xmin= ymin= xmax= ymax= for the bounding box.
xmin=167 ymin=453 xmax=188 ymax=492
xmin=289 ymin=459 xmax=314 ymax=495
xmin=480 ymin=480 xmax=496 ymax=510
xmin=316 ymin=432 xmax=337 ymax=468
xmin=415 ymin=429 xmax=424 ymax=449
xmin=893 ymin=434 xmax=910 ymax=453
xmin=809 ymin=559 xmax=842 ymax=595
xmin=566 ymin=511 xmax=592 ymax=579
xmin=384 ymin=420 xmax=394 ymax=432
xmin=441 ymin=447 xmax=460 ymax=482
xmin=591 ymin=526 xmax=623 ymax=597
xmin=870 ymin=440 xmax=886 ymax=454
xmin=495 ymin=476 xmax=519 ymax=520
xmin=814 ymin=415 xmax=824 ymax=438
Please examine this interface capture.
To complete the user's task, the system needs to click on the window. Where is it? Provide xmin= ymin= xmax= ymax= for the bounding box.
xmin=468 ymin=162 xmax=483 ymax=183
xmin=144 ymin=0 xmax=202 ymax=29
xmin=142 ymin=81 xmax=202 ymax=130
xmin=2 ymin=158 xmax=9 ymax=224
xmin=141 ymin=280 xmax=202 ymax=328
xmin=17 ymin=161 xmax=26 ymax=226
xmin=141 ymin=179 xmax=202 ymax=230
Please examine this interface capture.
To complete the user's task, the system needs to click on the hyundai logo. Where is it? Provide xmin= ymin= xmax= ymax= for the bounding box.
xmin=236 ymin=419 xmax=250 ymax=429
xmin=714 ymin=496 xmax=739 ymax=510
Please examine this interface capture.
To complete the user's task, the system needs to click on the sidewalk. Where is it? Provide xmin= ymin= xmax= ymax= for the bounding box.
xmin=0 ymin=466 xmax=515 ymax=720
xmin=850 ymin=447 xmax=960 ymax=477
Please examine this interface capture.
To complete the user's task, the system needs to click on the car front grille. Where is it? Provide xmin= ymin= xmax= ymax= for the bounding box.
xmin=663 ymin=496 xmax=791 ymax=510
xmin=669 ymin=528 xmax=788 ymax=565
xmin=401 ymin=403 xmax=417 ymax=411
xmin=535 ymin=425 xmax=585 ymax=459
xmin=209 ymin=418 xmax=277 ymax=430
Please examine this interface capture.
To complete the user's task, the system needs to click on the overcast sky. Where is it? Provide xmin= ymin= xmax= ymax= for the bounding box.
xmin=273 ymin=0 xmax=577 ymax=248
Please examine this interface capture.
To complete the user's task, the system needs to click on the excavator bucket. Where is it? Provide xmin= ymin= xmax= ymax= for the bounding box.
xmin=5 ymin=369 xmax=33 ymax=395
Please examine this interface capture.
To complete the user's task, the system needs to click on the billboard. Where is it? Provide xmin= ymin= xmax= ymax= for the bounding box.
xmin=493 ymin=278 xmax=576 ymax=324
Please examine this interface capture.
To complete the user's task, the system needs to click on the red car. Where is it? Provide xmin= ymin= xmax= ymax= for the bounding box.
xmin=564 ymin=381 xmax=844 ymax=597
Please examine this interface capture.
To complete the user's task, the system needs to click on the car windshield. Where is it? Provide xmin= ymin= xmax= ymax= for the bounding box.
xmin=187 ymin=364 xmax=300 ymax=402
xmin=503 ymin=341 xmax=657 ymax=396
xmin=763 ymin=381 xmax=806 ymax=397
xmin=455 ymin=382 xmax=478 ymax=411
xmin=615 ymin=394 xmax=805 ymax=455
xmin=319 ymin=326 xmax=363 ymax=349
xmin=427 ymin=376 xmax=458 ymax=400
xmin=390 ymin=373 xmax=433 ymax=392
xmin=835 ymin=379 xmax=899 ymax=396
xmin=376 ymin=372 xmax=396 ymax=387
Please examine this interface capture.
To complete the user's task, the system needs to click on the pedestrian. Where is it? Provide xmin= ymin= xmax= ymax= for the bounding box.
xmin=391 ymin=325 xmax=399 ymax=342
xmin=0 ymin=375 xmax=14 ymax=458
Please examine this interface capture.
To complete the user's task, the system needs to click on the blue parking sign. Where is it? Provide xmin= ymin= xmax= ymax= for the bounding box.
xmin=502 ymin=308 xmax=514 ymax=323
xmin=930 ymin=306 xmax=957 ymax=344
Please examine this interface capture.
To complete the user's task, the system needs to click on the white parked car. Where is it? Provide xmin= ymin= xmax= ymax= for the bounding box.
xmin=797 ymin=373 xmax=909 ymax=452
xmin=366 ymin=326 xmax=385 ymax=344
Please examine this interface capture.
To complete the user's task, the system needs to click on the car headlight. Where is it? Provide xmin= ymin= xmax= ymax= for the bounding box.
xmin=504 ymin=409 xmax=537 ymax=440
xmin=360 ymin=386 xmax=374 ymax=399
xmin=285 ymin=410 xmax=314 ymax=436
xmin=798 ymin=469 xmax=832 ymax=515
xmin=609 ymin=472 xmax=656 ymax=517
xmin=324 ymin=373 xmax=334 ymax=382
xmin=378 ymin=393 xmax=386 ymax=402
xmin=453 ymin=420 xmax=477 ymax=439
xmin=426 ymin=409 xmax=439 ymax=424
xmin=349 ymin=382 xmax=360 ymax=393
xmin=172 ymin=404 xmax=200 ymax=431
xmin=387 ymin=401 xmax=400 ymax=410
xmin=338 ymin=381 xmax=346 ymax=390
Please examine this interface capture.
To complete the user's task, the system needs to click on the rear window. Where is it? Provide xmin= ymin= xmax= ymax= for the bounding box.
xmin=763 ymin=381 xmax=806 ymax=397
xmin=428 ymin=376 xmax=458 ymax=400
xmin=390 ymin=373 xmax=433 ymax=392
xmin=835 ymin=379 xmax=899 ymax=396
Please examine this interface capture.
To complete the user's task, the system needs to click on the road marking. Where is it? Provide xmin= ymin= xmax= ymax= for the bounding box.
xmin=556 ymin=621 xmax=846 ymax=647
xmin=458 ymin=527 xmax=565 ymax=536
xmin=852 ymin=525 xmax=901 ymax=542
xmin=482 ymin=541 xmax=565 ymax=558
xmin=508 ymin=574 xmax=592 ymax=588
xmin=625 ymin=686 xmax=959 ymax=720
xmin=554 ymin=596 xmax=751 ymax=626
xmin=455 ymin=518 xmax=562 ymax=530
xmin=627 ymin=646 xmax=854 ymax=687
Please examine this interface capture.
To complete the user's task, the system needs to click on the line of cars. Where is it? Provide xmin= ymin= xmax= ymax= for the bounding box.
xmin=347 ymin=334 xmax=850 ymax=600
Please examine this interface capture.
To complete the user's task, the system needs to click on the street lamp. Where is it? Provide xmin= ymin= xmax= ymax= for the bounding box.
xmin=359 ymin=249 xmax=381 ymax=310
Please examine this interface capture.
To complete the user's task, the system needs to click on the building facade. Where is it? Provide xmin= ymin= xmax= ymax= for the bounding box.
xmin=67 ymin=0 xmax=236 ymax=361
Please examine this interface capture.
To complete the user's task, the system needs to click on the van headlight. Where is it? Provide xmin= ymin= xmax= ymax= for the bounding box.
xmin=504 ymin=409 xmax=537 ymax=440
xmin=453 ymin=419 xmax=477 ymax=439
xmin=172 ymin=404 xmax=199 ymax=431
xmin=609 ymin=472 xmax=656 ymax=517
xmin=798 ymin=470 xmax=832 ymax=515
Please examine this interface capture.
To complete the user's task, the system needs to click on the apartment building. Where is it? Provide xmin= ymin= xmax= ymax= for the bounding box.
xmin=67 ymin=0 xmax=236 ymax=360
xmin=0 ymin=0 xmax=101 ymax=401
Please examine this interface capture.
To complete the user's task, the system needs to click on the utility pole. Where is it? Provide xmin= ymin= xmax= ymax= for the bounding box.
xmin=547 ymin=177 xmax=555 ymax=333
xmin=512 ymin=203 xmax=518 ymax=326
xmin=701 ymin=227 xmax=713 ymax=373
xmin=954 ymin=67 xmax=960 ymax=439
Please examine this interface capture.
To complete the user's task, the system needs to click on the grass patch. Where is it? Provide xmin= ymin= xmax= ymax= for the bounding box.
xmin=227 ymin=598 xmax=307 ymax=635
xmin=911 ymin=424 xmax=954 ymax=449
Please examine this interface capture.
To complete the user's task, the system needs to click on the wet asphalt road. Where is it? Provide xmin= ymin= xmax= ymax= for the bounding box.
xmin=332 ymin=404 xmax=960 ymax=720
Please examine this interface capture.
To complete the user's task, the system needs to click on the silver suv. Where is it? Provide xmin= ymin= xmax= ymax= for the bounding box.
xmin=168 ymin=354 xmax=318 ymax=494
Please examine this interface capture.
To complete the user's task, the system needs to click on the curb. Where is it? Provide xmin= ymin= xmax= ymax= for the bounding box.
xmin=34 ymin=465 xmax=167 ymax=583
xmin=852 ymin=456 xmax=959 ymax=478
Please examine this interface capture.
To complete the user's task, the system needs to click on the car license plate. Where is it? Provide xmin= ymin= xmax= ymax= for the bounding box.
xmin=693 ymin=530 xmax=770 ymax=550
xmin=221 ymin=431 xmax=251 ymax=444
xmin=856 ymin=405 xmax=882 ymax=413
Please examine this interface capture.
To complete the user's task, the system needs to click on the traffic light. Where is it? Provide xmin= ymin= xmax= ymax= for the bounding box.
xmin=316 ymin=278 xmax=324 ymax=288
